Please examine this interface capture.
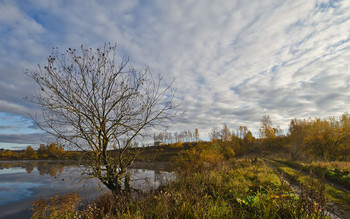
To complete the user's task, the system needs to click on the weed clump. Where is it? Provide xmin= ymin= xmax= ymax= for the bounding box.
xmin=31 ymin=192 xmax=80 ymax=219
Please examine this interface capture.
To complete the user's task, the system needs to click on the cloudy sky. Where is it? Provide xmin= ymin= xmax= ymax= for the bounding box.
xmin=1 ymin=0 xmax=350 ymax=149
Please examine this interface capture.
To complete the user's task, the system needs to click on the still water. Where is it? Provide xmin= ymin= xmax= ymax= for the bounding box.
xmin=0 ymin=160 xmax=174 ymax=219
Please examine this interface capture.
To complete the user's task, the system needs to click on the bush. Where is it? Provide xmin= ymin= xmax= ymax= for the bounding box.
xmin=174 ymin=146 xmax=224 ymax=172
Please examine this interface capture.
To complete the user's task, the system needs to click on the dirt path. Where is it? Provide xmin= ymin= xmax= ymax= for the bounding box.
xmin=273 ymin=160 xmax=350 ymax=193
xmin=264 ymin=159 xmax=349 ymax=219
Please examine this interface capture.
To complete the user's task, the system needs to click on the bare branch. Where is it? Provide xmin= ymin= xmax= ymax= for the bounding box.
xmin=26 ymin=43 xmax=180 ymax=193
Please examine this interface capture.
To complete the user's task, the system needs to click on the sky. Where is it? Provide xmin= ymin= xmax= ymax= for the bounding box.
xmin=1 ymin=0 xmax=350 ymax=149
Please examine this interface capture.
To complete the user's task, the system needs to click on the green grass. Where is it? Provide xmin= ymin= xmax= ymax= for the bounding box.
xmin=272 ymin=159 xmax=350 ymax=190
xmin=269 ymin=159 xmax=350 ymax=217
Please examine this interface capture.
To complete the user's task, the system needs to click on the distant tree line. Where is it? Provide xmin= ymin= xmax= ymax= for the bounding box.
xmin=2 ymin=113 xmax=349 ymax=162
xmin=207 ymin=124 xmax=255 ymax=158
xmin=0 ymin=143 xmax=80 ymax=160
xmin=153 ymin=129 xmax=200 ymax=145
xmin=204 ymin=113 xmax=350 ymax=161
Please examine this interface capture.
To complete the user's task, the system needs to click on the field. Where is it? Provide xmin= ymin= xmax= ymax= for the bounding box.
xmin=31 ymin=143 xmax=350 ymax=219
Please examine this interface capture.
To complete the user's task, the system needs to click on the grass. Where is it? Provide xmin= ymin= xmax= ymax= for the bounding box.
xmin=31 ymin=158 xmax=330 ymax=218
xmin=135 ymin=144 xmax=189 ymax=162
xmin=31 ymin=192 xmax=80 ymax=219
xmin=268 ymin=159 xmax=350 ymax=218
xmin=271 ymin=159 xmax=350 ymax=190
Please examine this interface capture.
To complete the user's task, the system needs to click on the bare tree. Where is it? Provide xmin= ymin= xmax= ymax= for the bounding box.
xmin=221 ymin=124 xmax=231 ymax=142
xmin=26 ymin=44 xmax=180 ymax=193
xmin=209 ymin=128 xmax=219 ymax=142
xmin=194 ymin=128 xmax=199 ymax=142
xmin=236 ymin=126 xmax=248 ymax=139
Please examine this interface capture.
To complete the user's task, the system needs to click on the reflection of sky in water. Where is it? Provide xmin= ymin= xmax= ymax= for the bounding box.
xmin=0 ymin=182 xmax=43 ymax=205
xmin=0 ymin=161 xmax=174 ymax=219
xmin=128 ymin=169 xmax=175 ymax=191
xmin=0 ymin=167 xmax=27 ymax=175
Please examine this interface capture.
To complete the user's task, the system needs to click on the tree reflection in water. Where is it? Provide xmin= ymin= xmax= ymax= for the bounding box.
xmin=0 ymin=160 xmax=174 ymax=219
xmin=0 ymin=161 xmax=175 ymax=193
xmin=25 ymin=163 xmax=35 ymax=174
xmin=0 ymin=161 xmax=68 ymax=177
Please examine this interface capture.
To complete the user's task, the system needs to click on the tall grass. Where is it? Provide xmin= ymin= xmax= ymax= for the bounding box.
xmin=31 ymin=158 xmax=329 ymax=218
xmin=31 ymin=192 xmax=80 ymax=219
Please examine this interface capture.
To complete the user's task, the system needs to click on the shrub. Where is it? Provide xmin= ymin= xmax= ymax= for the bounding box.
xmin=174 ymin=147 xmax=224 ymax=172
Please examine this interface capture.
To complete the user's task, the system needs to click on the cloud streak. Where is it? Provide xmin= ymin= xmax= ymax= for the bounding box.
xmin=0 ymin=133 xmax=49 ymax=145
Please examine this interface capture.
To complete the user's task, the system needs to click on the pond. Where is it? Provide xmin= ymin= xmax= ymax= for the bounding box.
xmin=0 ymin=160 xmax=175 ymax=219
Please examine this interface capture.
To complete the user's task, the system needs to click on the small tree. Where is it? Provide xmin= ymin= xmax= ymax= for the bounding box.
xmin=37 ymin=144 xmax=48 ymax=158
xmin=27 ymin=44 xmax=179 ymax=193
xmin=259 ymin=115 xmax=276 ymax=139
xmin=220 ymin=124 xmax=231 ymax=142
xmin=243 ymin=130 xmax=254 ymax=146
xmin=194 ymin=128 xmax=199 ymax=142
xmin=48 ymin=142 xmax=58 ymax=158
xmin=259 ymin=115 xmax=285 ymax=152
xmin=25 ymin=146 xmax=37 ymax=159
xmin=209 ymin=128 xmax=219 ymax=142
xmin=57 ymin=144 xmax=65 ymax=157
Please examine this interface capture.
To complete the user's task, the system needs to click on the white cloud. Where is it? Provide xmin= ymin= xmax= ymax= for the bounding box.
xmin=1 ymin=0 xmax=350 ymax=145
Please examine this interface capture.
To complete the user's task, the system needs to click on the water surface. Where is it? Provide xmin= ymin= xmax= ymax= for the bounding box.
xmin=0 ymin=160 xmax=174 ymax=219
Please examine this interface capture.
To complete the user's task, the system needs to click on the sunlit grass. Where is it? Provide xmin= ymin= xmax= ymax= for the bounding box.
xmin=271 ymin=159 xmax=350 ymax=191
xmin=31 ymin=158 xmax=330 ymax=218
xmin=270 ymin=159 xmax=350 ymax=216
